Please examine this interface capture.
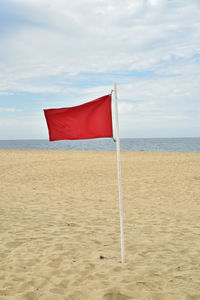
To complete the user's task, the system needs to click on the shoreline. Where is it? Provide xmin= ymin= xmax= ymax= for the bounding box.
xmin=1 ymin=148 xmax=200 ymax=153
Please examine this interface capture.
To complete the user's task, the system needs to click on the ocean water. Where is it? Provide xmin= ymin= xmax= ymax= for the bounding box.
xmin=0 ymin=138 xmax=200 ymax=152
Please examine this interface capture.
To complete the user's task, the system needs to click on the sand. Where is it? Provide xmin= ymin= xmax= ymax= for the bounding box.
xmin=0 ymin=150 xmax=200 ymax=300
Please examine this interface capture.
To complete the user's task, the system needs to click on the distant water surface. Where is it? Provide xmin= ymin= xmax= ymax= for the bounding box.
xmin=0 ymin=138 xmax=200 ymax=152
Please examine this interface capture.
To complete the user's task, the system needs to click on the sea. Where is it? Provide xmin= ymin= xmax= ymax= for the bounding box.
xmin=0 ymin=138 xmax=200 ymax=152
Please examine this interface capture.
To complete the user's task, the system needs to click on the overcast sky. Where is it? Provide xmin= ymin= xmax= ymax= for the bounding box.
xmin=0 ymin=0 xmax=200 ymax=139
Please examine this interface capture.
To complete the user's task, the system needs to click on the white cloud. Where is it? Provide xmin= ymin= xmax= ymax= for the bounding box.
xmin=0 ymin=0 xmax=200 ymax=138
xmin=1 ymin=0 xmax=200 ymax=80
xmin=0 ymin=108 xmax=22 ymax=112
xmin=0 ymin=112 xmax=47 ymax=139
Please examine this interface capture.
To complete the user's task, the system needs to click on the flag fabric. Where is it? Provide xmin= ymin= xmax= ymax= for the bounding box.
xmin=44 ymin=94 xmax=113 ymax=141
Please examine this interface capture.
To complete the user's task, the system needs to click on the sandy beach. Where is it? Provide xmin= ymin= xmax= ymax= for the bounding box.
xmin=0 ymin=150 xmax=199 ymax=300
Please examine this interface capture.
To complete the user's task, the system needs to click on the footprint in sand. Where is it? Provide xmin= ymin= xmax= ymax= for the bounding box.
xmin=103 ymin=291 xmax=132 ymax=300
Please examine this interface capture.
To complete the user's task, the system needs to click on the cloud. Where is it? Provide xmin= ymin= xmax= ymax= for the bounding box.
xmin=0 ymin=111 xmax=47 ymax=139
xmin=0 ymin=107 xmax=22 ymax=112
xmin=1 ymin=0 xmax=200 ymax=79
xmin=0 ymin=0 xmax=200 ymax=138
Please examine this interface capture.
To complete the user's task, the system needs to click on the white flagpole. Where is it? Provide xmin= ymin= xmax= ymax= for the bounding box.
xmin=113 ymin=82 xmax=125 ymax=263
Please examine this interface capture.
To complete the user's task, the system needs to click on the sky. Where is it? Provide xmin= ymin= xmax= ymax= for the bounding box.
xmin=0 ymin=0 xmax=200 ymax=139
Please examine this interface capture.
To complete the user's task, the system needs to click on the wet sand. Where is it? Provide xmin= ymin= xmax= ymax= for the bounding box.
xmin=0 ymin=150 xmax=200 ymax=300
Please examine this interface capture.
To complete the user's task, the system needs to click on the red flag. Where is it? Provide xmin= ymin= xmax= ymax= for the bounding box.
xmin=44 ymin=94 xmax=113 ymax=141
